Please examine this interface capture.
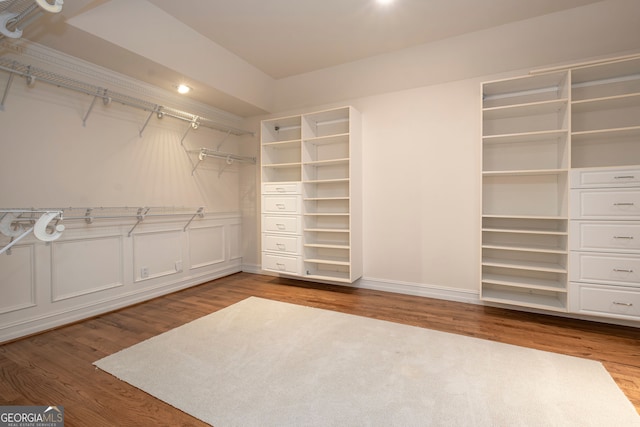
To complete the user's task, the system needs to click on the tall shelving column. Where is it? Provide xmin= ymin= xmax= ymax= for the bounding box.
xmin=480 ymin=72 xmax=571 ymax=311
xmin=260 ymin=115 xmax=304 ymax=276
xmin=302 ymin=107 xmax=362 ymax=283
xmin=568 ymin=57 xmax=640 ymax=321
xmin=260 ymin=106 xmax=362 ymax=284
xmin=571 ymin=57 xmax=640 ymax=168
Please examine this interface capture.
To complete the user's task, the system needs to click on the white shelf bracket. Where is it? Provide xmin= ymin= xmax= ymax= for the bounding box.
xmin=0 ymin=226 xmax=34 ymax=256
xmin=82 ymin=89 xmax=100 ymax=127
xmin=218 ymin=155 xmax=234 ymax=178
xmin=127 ymin=207 xmax=150 ymax=237
xmin=216 ymin=129 xmax=232 ymax=151
xmin=139 ymin=105 xmax=157 ymax=137
xmin=0 ymin=60 xmax=16 ymax=111
xmin=183 ymin=207 xmax=204 ymax=231
xmin=84 ymin=208 xmax=93 ymax=224
xmin=181 ymin=117 xmax=199 ymax=144
xmin=191 ymin=150 xmax=205 ymax=175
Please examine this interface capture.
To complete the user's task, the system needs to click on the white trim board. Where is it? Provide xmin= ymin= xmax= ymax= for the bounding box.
xmin=243 ymin=267 xmax=640 ymax=328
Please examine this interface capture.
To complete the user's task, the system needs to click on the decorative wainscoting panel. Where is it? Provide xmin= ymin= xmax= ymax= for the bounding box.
xmin=133 ymin=229 xmax=183 ymax=282
xmin=0 ymin=245 xmax=36 ymax=314
xmin=229 ymin=223 xmax=242 ymax=260
xmin=0 ymin=213 xmax=243 ymax=343
xmin=51 ymin=235 xmax=124 ymax=302
xmin=189 ymin=225 xmax=225 ymax=270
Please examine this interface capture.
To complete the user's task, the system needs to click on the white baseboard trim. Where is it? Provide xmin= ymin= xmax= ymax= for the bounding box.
xmin=0 ymin=266 xmax=242 ymax=344
xmin=241 ymin=269 xmax=639 ymax=328
xmin=356 ymin=276 xmax=481 ymax=305
xmin=242 ymin=263 xmax=262 ymax=275
xmin=241 ymin=266 xmax=481 ymax=305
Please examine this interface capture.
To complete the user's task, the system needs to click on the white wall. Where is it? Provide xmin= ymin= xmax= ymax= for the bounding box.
xmin=241 ymin=78 xmax=485 ymax=302
xmin=356 ymin=80 xmax=481 ymax=295
xmin=243 ymin=0 xmax=640 ymax=303
xmin=273 ymin=0 xmax=640 ymax=112
xmin=0 ymin=50 xmax=251 ymax=342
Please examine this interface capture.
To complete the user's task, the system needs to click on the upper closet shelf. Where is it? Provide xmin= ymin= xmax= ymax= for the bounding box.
xmin=0 ymin=58 xmax=253 ymax=136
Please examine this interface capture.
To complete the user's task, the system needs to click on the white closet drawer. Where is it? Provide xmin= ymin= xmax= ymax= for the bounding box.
xmin=262 ymin=253 xmax=302 ymax=275
xmin=570 ymin=252 xmax=640 ymax=286
xmin=262 ymin=195 xmax=302 ymax=214
xmin=262 ymin=215 xmax=302 ymax=234
xmin=262 ymin=182 xmax=302 ymax=195
xmin=570 ymin=188 xmax=640 ymax=219
xmin=570 ymin=221 xmax=640 ymax=253
xmin=262 ymin=234 xmax=302 ymax=255
xmin=569 ymin=282 xmax=640 ymax=320
xmin=571 ymin=167 xmax=640 ymax=188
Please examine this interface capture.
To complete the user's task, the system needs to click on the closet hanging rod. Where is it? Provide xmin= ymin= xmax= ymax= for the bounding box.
xmin=190 ymin=148 xmax=255 ymax=175
xmin=314 ymin=117 xmax=349 ymax=126
xmin=1 ymin=207 xmax=206 ymax=222
xmin=0 ymin=58 xmax=253 ymax=136
xmin=198 ymin=148 xmax=256 ymax=164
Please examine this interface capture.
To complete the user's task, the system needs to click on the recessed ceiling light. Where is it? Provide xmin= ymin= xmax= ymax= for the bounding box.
xmin=377 ymin=0 xmax=394 ymax=5
xmin=177 ymin=84 xmax=191 ymax=94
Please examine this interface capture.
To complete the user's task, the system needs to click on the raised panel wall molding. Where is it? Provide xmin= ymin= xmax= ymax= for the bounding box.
xmin=0 ymin=213 xmax=243 ymax=343
xmin=0 ymin=245 xmax=35 ymax=314
xmin=51 ymin=235 xmax=124 ymax=302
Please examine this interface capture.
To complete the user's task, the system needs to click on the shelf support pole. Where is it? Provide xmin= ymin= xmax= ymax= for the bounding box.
xmin=82 ymin=89 xmax=102 ymax=127
xmin=0 ymin=61 xmax=16 ymax=111
xmin=0 ymin=226 xmax=34 ymax=256
xmin=183 ymin=207 xmax=204 ymax=231
xmin=216 ymin=129 xmax=232 ymax=151
xmin=127 ymin=207 xmax=150 ymax=237
xmin=138 ymin=107 xmax=156 ymax=137
xmin=191 ymin=150 xmax=205 ymax=176
xmin=218 ymin=155 xmax=233 ymax=178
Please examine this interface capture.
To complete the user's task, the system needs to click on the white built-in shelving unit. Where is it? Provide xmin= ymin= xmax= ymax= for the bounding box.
xmin=568 ymin=57 xmax=640 ymax=322
xmin=481 ymin=71 xmax=570 ymax=312
xmin=260 ymin=106 xmax=362 ymax=284
xmin=481 ymin=56 xmax=640 ymax=320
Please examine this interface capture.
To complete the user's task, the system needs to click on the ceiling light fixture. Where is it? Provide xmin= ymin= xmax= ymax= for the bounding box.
xmin=177 ymin=84 xmax=191 ymax=94
xmin=377 ymin=0 xmax=394 ymax=5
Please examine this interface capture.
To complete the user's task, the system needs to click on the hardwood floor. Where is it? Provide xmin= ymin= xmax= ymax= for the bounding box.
xmin=1 ymin=272 xmax=639 ymax=426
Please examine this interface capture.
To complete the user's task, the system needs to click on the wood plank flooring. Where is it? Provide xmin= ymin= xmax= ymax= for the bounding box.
xmin=1 ymin=272 xmax=639 ymax=426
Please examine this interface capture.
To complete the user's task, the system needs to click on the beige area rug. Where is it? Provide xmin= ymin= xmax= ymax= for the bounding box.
xmin=94 ymin=297 xmax=640 ymax=427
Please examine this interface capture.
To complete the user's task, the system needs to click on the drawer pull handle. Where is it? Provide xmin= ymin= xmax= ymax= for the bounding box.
xmin=613 ymin=202 xmax=635 ymax=206
xmin=276 ymin=223 xmax=286 ymax=230
xmin=276 ymin=203 xmax=286 ymax=209
xmin=613 ymin=236 xmax=634 ymax=239
xmin=613 ymin=268 xmax=634 ymax=273
xmin=276 ymin=243 xmax=286 ymax=250
xmin=276 ymin=263 xmax=286 ymax=270
xmin=614 ymin=175 xmax=636 ymax=179
xmin=276 ymin=187 xmax=286 ymax=193
xmin=613 ymin=301 xmax=633 ymax=307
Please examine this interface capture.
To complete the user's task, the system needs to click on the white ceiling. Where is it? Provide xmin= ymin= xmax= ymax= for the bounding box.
xmin=6 ymin=0 xmax=607 ymax=115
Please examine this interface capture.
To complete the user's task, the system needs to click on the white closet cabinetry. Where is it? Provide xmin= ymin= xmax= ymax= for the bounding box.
xmin=261 ymin=107 xmax=362 ymax=283
xmin=481 ymin=56 xmax=640 ymax=321
xmin=567 ymin=57 xmax=640 ymax=321
xmin=481 ymin=72 xmax=570 ymax=311
xmin=569 ymin=167 xmax=640 ymax=320
xmin=571 ymin=57 xmax=640 ymax=169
